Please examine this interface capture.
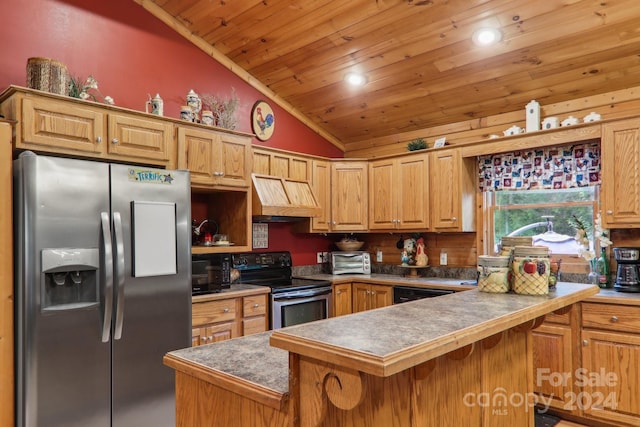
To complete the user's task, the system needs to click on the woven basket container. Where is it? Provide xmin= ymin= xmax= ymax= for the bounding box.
xmin=477 ymin=255 xmax=510 ymax=293
xmin=512 ymin=246 xmax=550 ymax=295
xmin=26 ymin=57 xmax=68 ymax=95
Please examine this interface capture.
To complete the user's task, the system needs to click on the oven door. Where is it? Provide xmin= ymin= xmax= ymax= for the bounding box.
xmin=271 ymin=286 xmax=332 ymax=329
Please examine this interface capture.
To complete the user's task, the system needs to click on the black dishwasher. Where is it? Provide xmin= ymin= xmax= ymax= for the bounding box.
xmin=393 ymin=286 xmax=454 ymax=303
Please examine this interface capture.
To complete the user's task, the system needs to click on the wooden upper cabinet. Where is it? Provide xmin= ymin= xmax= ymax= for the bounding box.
xmin=369 ymin=153 xmax=429 ymax=231
xmin=368 ymin=159 xmax=395 ymax=229
xmin=429 ymin=149 xmax=475 ymax=232
xmin=601 ymin=119 xmax=640 ymax=228
xmin=106 ymin=112 xmax=172 ymax=163
xmin=4 ymin=91 xmax=173 ymax=166
xmin=177 ymin=126 xmax=250 ymax=188
xmin=251 ymin=147 xmax=311 ymax=181
xmin=20 ymin=96 xmax=104 ymax=154
xmin=218 ymin=132 xmax=251 ymax=187
xmin=310 ymin=159 xmax=331 ymax=232
xmin=330 ymin=161 xmax=368 ymax=232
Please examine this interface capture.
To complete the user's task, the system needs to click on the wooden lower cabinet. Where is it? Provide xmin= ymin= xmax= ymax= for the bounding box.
xmin=242 ymin=294 xmax=269 ymax=335
xmin=533 ymin=301 xmax=640 ymax=426
xmin=352 ymin=283 xmax=392 ymax=313
xmin=580 ymin=302 xmax=640 ymax=426
xmin=333 ymin=283 xmax=352 ymax=317
xmin=192 ymin=291 xmax=268 ymax=346
xmin=532 ymin=306 xmax=580 ymax=414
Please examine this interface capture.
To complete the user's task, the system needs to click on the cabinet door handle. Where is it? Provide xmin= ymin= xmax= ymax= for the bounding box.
xmin=452 ymin=217 xmax=457 ymax=221
xmin=223 ymin=308 xmax=230 ymax=313
xmin=610 ymin=316 xmax=619 ymax=323
xmin=96 ymin=136 xmax=102 ymax=143
xmin=606 ymin=210 xmax=613 ymax=215
xmin=253 ymin=303 xmax=259 ymax=308
xmin=111 ymin=138 xmax=119 ymax=144
xmin=583 ymin=339 xmax=588 ymax=346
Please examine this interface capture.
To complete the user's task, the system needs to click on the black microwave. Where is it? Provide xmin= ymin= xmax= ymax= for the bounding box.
xmin=191 ymin=253 xmax=232 ymax=295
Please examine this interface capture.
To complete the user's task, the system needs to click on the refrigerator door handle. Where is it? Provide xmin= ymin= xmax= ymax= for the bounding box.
xmin=113 ymin=211 xmax=126 ymax=340
xmin=101 ymin=212 xmax=114 ymax=343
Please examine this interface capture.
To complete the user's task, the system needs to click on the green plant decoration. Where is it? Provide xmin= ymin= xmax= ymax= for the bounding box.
xmin=407 ymin=137 xmax=427 ymax=151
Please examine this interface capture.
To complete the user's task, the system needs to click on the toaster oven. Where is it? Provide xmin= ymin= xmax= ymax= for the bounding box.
xmin=330 ymin=251 xmax=371 ymax=275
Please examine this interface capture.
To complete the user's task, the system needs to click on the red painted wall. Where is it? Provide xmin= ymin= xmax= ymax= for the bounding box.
xmin=0 ymin=0 xmax=342 ymax=265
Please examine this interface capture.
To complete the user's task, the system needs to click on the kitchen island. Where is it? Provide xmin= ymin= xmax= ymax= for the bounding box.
xmin=164 ymin=282 xmax=598 ymax=427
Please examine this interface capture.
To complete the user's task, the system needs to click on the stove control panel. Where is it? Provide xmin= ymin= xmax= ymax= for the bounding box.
xmin=232 ymin=251 xmax=292 ymax=270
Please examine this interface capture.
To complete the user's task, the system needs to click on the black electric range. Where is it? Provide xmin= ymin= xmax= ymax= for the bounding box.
xmin=231 ymin=251 xmax=331 ymax=293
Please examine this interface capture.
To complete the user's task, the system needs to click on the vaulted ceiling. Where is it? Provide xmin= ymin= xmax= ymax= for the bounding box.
xmin=138 ymin=0 xmax=640 ymax=151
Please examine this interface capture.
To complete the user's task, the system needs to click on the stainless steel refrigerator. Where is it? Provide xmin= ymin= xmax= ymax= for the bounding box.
xmin=14 ymin=152 xmax=191 ymax=427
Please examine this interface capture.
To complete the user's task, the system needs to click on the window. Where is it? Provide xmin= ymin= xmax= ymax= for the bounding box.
xmin=483 ymin=186 xmax=598 ymax=256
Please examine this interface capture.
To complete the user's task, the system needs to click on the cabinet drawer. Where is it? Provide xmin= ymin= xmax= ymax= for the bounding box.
xmin=243 ymin=316 xmax=267 ymax=336
xmin=582 ymin=302 xmax=640 ymax=333
xmin=243 ymin=295 xmax=267 ymax=316
xmin=192 ymin=299 xmax=237 ymax=326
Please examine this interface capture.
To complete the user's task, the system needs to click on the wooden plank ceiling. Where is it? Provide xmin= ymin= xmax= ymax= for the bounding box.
xmin=141 ymin=0 xmax=640 ymax=150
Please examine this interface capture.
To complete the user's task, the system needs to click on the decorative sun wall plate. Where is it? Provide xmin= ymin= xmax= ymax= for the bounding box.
xmin=251 ymin=100 xmax=275 ymax=141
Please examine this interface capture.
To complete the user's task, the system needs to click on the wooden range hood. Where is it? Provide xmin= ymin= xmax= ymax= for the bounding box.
xmin=251 ymin=174 xmax=321 ymax=222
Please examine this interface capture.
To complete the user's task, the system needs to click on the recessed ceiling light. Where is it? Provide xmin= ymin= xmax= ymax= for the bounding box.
xmin=344 ymin=72 xmax=367 ymax=86
xmin=472 ymin=28 xmax=502 ymax=46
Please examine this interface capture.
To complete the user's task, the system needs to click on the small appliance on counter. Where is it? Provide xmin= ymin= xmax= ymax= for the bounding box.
xmin=613 ymin=247 xmax=640 ymax=292
xmin=191 ymin=253 xmax=232 ymax=294
xmin=330 ymin=251 xmax=371 ymax=275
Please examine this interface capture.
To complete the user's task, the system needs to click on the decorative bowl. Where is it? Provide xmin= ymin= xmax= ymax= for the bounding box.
xmin=335 ymin=240 xmax=364 ymax=251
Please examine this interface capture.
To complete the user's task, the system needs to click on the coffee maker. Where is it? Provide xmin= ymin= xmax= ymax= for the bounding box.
xmin=613 ymin=247 xmax=640 ymax=292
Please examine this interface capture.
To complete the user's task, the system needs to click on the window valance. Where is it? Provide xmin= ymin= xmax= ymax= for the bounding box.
xmin=478 ymin=142 xmax=600 ymax=192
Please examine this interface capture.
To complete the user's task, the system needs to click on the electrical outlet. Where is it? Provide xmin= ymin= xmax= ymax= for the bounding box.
xmin=440 ymin=252 xmax=448 ymax=266
xmin=376 ymin=250 xmax=383 ymax=262
xmin=317 ymin=252 xmax=328 ymax=263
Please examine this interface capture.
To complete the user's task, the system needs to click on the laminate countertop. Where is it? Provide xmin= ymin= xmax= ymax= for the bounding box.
xmin=165 ymin=282 xmax=598 ymax=408
xmin=296 ymin=273 xmax=640 ymax=306
xmin=294 ymin=273 xmax=478 ymax=290
xmin=191 ymin=284 xmax=270 ymax=303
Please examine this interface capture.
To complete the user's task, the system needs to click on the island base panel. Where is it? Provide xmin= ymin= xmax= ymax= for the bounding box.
xmin=174 ymin=372 xmax=290 ymax=427
xmin=294 ymin=328 xmax=534 ymax=427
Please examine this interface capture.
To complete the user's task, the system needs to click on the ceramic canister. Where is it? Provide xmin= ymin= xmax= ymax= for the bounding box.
xmin=541 ymin=117 xmax=559 ymax=130
xmin=477 ymin=255 xmax=510 ymax=293
xmin=180 ymin=106 xmax=194 ymax=122
xmin=512 ymin=246 xmax=551 ymax=295
xmin=201 ymin=110 xmax=215 ymax=126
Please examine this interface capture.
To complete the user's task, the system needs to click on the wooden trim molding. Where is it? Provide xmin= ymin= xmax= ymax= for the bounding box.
xmin=0 ymin=120 xmax=14 ymax=427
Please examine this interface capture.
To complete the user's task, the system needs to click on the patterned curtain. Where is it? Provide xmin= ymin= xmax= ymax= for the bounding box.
xmin=478 ymin=142 xmax=600 ymax=192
